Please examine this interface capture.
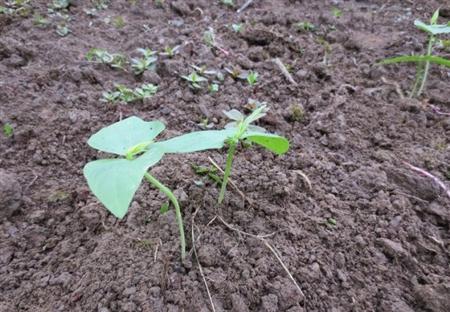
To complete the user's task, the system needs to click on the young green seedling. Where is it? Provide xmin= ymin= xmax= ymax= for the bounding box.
xmin=102 ymin=83 xmax=158 ymax=103
xmin=86 ymin=48 xmax=127 ymax=70
xmin=3 ymin=123 xmax=13 ymax=137
xmin=84 ymin=117 xmax=237 ymax=259
xmin=160 ymin=45 xmax=181 ymax=58
xmin=296 ymin=21 xmax=316 ymax=32
xmin=131 ymin=48 xmax=158 ymax=75
xmin=181 ymin=71 xmax=208 ymax=89
xmin=218 ymin=105 xmax=289 ymax=203
xmin=220 ymin=0 xmax=234 ymax=7
xmin=246 ymin=71 xmax=258 ymax=86
xmin=380 ymin=9 xmax=450 ymax=98
xmin=231 ymin=23 xmax=243 ymax=33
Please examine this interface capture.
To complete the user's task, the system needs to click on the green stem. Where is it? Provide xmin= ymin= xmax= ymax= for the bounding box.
xmin=144 ymin=172 xmax=186 ymax=259
xmin=218 ymin=141 xmax=237 ymax=204
xmin=416 ymin=35 xmax=434 ymax=97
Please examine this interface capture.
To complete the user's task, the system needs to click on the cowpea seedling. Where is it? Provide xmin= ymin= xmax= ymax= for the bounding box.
xmin=380 ymin=9 xmax=450 ymax=98
xmin=246 ymin=71 xmax=258 ymax=86
xmin=84 ymin=117 xmax=235 ymax=259
xmin=217 ymin=105 xmax=289 ymax=203
xmin=86 ymin=48 xmax=127 ymax=70
xmin=131 ymin=48 xmax=158 ymax=75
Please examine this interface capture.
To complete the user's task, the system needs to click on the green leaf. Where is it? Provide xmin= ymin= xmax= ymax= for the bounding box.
xmin=430 ymin=9 xmax=440 ymax=25
xmin=379 ymin=55 xmax=450 ymax=68
xmin=155 ymin=129 xmax=234 ymax=153
xmin=88 ymin=116 xmax=165 ymax=155
xmin=243 ymin=132 xmax=289 ymax=155
xmin=223 ymin=109 xmax=244 ymax=121
xmin=83 ymin=147 xmax=164 ymax=218
xmin=160 ymin=202 xmax=169 ymax=214
xmin=414 ymin=20 xmax=450 ymax=34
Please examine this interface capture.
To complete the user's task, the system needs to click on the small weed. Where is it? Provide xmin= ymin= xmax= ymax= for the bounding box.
xmin=86 ymin=48 xmax=128 ymax=70
xmin=296 ymin=21 xmax=316 ymax=32
xmin=113 ymin=15 xmax=126 ymax=29
xmin=220 ymin=0 xmax=234 ymax=7
xmin=131 ymin=48 xmax=157 ymax=75
xmin=92 ymin=0 xmax=110 ymax=10
xmin=246 ymin=71 xmax=258 ymax=86
xmin=290 ymin=105 xmax=305 ymax=122
xmin=209 ymin=83 xmax=219 ymax=93
xmin=3 ymin=123 xmax=13 ymax=137
xmin=192 ymin=164 xmax=222 ymax=185
xmin=160 ymin=45 xmax=180 ymax=58
xmin=33 ymin=13 xmax=50 ymax=27
xmin=231 ymin=23 xmax=243 ymax=33
xmin=331 ymin=7 xmax=342 ymax=18
xmin=102 ymin=83 xmax=158 ymax=103
xmin=154 ymin=0 xmax=165 ymax=7
xmin=379 ymin=9 xmax=450 ymax=98
xmin=56 ymin=24 xmax=70 ymax=36
xmin=1 ymin=0 xmax=31 ymax=16
xmin=51 ymin=0 xmax=70 ymax=10
xmin=181 ymin=71 xmax=208 ymax=89
xmin=225 ymin=67 xmax=247 ymax=80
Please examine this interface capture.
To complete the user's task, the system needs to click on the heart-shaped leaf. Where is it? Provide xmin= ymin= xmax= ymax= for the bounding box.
xmin=88 ymin=116 xmax=165 ymax=155
xmin=243 ymin=132 xmax=289 ymax=155
xmin=83 ymin=147 xmax=164 ymax=218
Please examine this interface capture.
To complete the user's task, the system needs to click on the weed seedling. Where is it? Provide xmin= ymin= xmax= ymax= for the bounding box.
xmin=86 ymin=48 xmax=128 ymax=70
xmin=181 ymin=72 xmax=208 ymax=89
xmin=56 ymin=24 xmax=70 ymax=36
xmin=220 ymin=0 xmax=234 ymax=7
xmin=331 ymin=7 xmax=342 ymax=18
xmin=51 ymin=0 xmax=70 ymax=10
xmin=246 ymin=71 xmax=258 ymax=86
xmin=379 ymin=9 xmax=450 ymax=98
xmin=296 ymin=21 xmax=316 ymax=32
xmin=160 ymin=45 xmax=181 ymax=58
xmin=131 ymin=48 xmax=157 ymax=75
xmin=113 ymin=15 xmax=126 ymax=29
xmin=225 ymin=67 xmax=247 ymax=80
xmin=3 ymin=123 xmax=13 ymax=137
xmin=102 ymin=83 xmax=158 ymax=103
xmin=218 ymin=105 xmax=289 ymax=203
xmin=231 ymin=23 xmax=243 ymax=33
xmin=33 ymin=13 xmax=50 ymax=27
xmin=209 ymin=83 xmax=219 ymax=93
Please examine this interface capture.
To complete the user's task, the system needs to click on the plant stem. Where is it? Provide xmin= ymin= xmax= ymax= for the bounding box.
xmin=411 ymin=35 xmax=435 ymax=98
xmin=218 ymin=141 xmax=237 ymax=204
xmin=144 ymin=172 xmax=186 ymax=259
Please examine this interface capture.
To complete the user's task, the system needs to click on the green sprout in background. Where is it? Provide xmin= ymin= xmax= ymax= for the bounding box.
xmin=296 ymin=21 xmax=316 ymax=32
xmin=231 ymin=23 xmax=243 ymax=33
xmin=160 ymin=45 xmax=180 ymax=58
xmin=181 ymin=71 xmax=208 ymax=89
xmin=3 ymin=123 xmax=13 ymax=137
xmin=131 ymin=48 xmax=158 ymax=75
xmin=102 ymin=83 xmax=158 ymax=103
xmin=246 ymin=71 xmax=258 ymax=86
xmin=86 ymin=48 xmax=128 ymax=70
xmin=380 ymin=9 xmax=450 ymax=98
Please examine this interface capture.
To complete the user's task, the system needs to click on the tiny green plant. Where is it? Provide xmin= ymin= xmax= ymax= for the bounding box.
xmin=160 ymin=45 xmax=180 ymax=58
xmin=131 ymin=48 xmax=157 ymax=75
xmin=246 ymin=71 xmax=258 ymax=86
xmin=52 ymin=0 xmax=70 ymax=10
xmin=231 ymin=23 xmax=243 ymax=33
xmin=220 ymin=0 xmax=234 ymax=7
xmin=56 ymin=24 xmax=70 ymax=36
xmin=1 ymin=0 xmax=31 ymax=16
xmin=331 ymin=7 xmax=342 ymax=18
xmin=83 ymin=116 xmax=238 ymax=258
xmin=181 ymin=71 xmax=208 ymax=89
xmin=218 ymin=105 xmax=289 ymax=203
xmin=209 ymin=83 xmax=219 ymax=93
xmin=102 ymin=83 xmax=158 ymax=103
xmin=33 ymin=13 xmax=50 ymax=27
xmin=296 ymin=21 xmax=316 ymax=32
xmin=113 ymin=15 xmax=126 ymax=29
xmin=86 ymin=48 xmax=128 ymax=70
xmin=379 ymin=9 xmax=450 ymax=98
xmin=3 ymin=123 xmax=13 ymax=137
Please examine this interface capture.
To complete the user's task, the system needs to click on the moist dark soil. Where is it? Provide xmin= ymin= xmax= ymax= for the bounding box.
xmin=1 ymin=0 xmax=450 ymax=311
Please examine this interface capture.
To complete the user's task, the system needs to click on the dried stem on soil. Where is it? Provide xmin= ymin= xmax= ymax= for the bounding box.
xmin=403 ymin=162 xmax=450 ymax=199
xmin=237 ymin=0 xmax=255 ymax=14
xmin=273 ymin=58 xmax=298 ymax=86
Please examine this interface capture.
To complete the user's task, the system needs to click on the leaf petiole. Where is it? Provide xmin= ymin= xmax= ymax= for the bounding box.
xmin=144 ymin=172 xmax=186 ymax=259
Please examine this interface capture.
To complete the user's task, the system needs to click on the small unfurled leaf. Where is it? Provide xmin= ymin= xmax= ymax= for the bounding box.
xmin=155 ymin=129 xmax=234 ymax=153
xmin=430 ymin=9 xmax=440 ymax=25
xmin=223 ymin=109 xmax=244 ymax=121
xmin=88 ymin=116 xmax=165 ymax=155
xmin=243 ymin=132 xmax=289 ymax=155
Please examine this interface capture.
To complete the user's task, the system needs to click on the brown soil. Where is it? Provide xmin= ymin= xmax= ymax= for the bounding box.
xmin=1 ymin=0 xmax=450 ymax=311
